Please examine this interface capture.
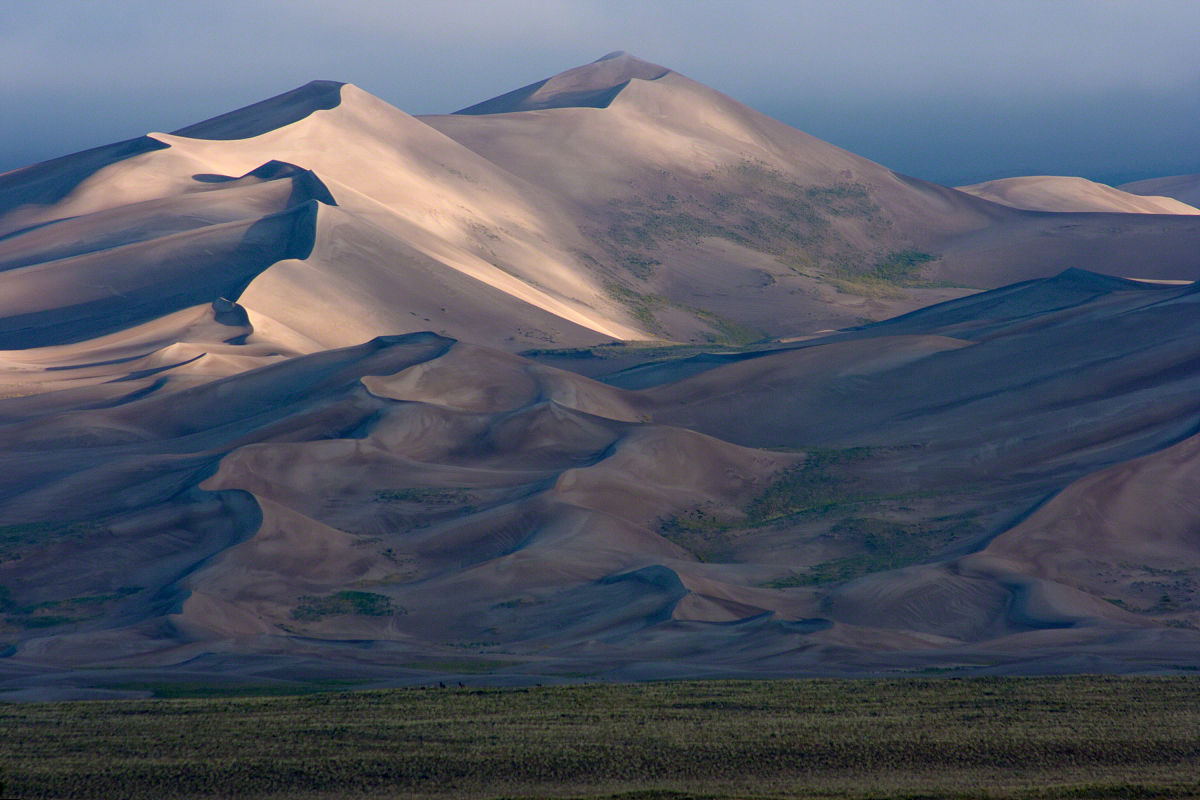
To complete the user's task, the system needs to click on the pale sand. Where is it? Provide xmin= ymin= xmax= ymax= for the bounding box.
xmin=958 ymin=175 xmax=1200 ymax=214
xmin=1121 ymin=173 xmax=1200 ymax=207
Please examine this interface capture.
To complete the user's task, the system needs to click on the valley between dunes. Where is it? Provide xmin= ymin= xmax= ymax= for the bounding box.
xmin=2 ymin=53 xmax=1199 ymax=695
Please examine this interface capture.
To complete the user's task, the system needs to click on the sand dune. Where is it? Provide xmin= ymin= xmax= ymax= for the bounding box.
xmin=236 ymin=203 xmax=630 ymax=353
xmin=1121 ymin=173 xmax=1200 ymax=207
xmin=1 ymin=81 xmax=652 ymax=352
xmin=4 ymin=273 xmax=1200 ymax=681
xmin=6 ymin=55 xmax=1199 ymax=361
xmin=2 ymin=54 xmax=1200 ymax=689
xmin=456 ymin=51 xmax=670 ymax=114
xmin=172 ymin=80 xmax=345 ymax=140
xmin=958 ymin=175 xmax=1200 ymax=214
xmin=965 ymin=430 xmax=1200 ymax=625
xmin=426 ymin=54 xmax=1200 ymax=336
xmin=150 ymin=85 xmax=653 ymax=342
xmin=0 ymin=136 xmax=170 ymax=227
xmin=0 ymin=202 xmax=318 ymax=348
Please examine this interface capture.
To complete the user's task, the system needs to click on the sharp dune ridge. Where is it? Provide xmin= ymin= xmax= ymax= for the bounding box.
xmin=1 ymin=54 xmax=1199 ymax=692
xmin=454 ymin=51 xmax=671 ymax=115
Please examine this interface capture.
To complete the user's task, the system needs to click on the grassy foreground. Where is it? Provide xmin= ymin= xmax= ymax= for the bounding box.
xmin=4 ymin=676 xmax=1200 ymax=799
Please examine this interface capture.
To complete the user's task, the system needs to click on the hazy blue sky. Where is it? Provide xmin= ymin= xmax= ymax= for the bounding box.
xmin=3 ymin=1 xmax=1198 ymax=185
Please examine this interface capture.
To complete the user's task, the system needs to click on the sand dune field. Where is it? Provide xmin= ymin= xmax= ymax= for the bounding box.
xmin=2 ymin=54 xmax=1198 ymax=693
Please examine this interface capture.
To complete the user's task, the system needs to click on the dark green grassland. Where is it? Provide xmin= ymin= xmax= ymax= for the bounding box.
xmin=4 ymin=676 xmax=1200 ymax=799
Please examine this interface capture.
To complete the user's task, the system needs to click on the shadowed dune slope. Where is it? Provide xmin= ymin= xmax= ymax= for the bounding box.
xmin=2 ymin=273 xmax=1200 ymax=681
xmin=0 ymin=200 xmax=320 ymax=349
xmin=0 ymin=136 xmax=170 ymax=223
xmin=648 ymin=271 xmax=1200 ymax=466
xmin=172 ymin=80 xmax=346 ymax=140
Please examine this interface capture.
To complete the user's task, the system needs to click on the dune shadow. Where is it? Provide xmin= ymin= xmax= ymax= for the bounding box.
xmin=172 ymin=80 xmax=344 ymax=140
xmin=0 ymin=200 xmax=320 ymax=349
xmin=0 ymin=136 xmax=170 ymax=222
xmin=192 ymin=173 xmax=237 ymax=183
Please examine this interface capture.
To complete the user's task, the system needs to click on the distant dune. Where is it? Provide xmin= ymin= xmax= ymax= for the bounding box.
xmin=1121 ymin=173 xmax=1200 ymax=208
xmin=957 ymin=175 xmax=1200 ymax=215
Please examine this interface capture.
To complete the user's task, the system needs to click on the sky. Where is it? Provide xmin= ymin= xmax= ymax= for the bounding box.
xmin=3 ymin=0 xmax=1198 ymax=186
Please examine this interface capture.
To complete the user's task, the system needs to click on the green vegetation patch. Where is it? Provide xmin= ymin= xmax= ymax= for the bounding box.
xmin=1 ymin=585 xmax=140 ymax=629
xmin=660 ymin=447 xmax=878 ymax=561
xmin=744 ymin=446 xmax=874 ymax=525
xmin=869 ymin=248 xmax=938 ymax=281
xmin=661 ymin=448 xmax=980 ymax=580
xmin=592 ymin=161 xmax=903 ymax=333
xmin=764 ymin=515 xmax=974 ymax=587
xmin=375 ymin=487 xmax=474 ymax=506
xmin=0 ymin=520 xmax=102 ymax=562
xmin=684 ymin=306 xmax=764 ymax=346
xmin=291 ymin=590 xmax=403 ymax=621
xmin=5 ymin=677 xmax=1200 ymax=799
xmin=827 ymin=249 xmax=958 ymax=297
xmin=658 ymin=504 xmax=737 ymax=562
xmin=619 ymin=253 xmax=661 ymax=279
xmin=103 ymin=679 xmax=369 ymax=700
xmin=599 ymin=164 xmax=888 ymax=277
xmin=520 ymin=340 xmax=754 ymax=363
xmin=605 ymin=282 xmax=666 ymax=334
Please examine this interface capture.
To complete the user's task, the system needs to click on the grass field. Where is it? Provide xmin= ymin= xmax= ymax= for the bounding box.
xmin=4 ymin=676 xmax=1200 ymax=799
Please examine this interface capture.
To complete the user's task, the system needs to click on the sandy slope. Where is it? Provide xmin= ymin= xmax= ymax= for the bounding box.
xmin=958 ymin=175 xmax=1200 ymax=214
xmin=1121 ymin=173 xmax=1200 ymax=207
xmin=151 ymin=84 xmax=645 ymax=339
xmin=0 ymin=81 xmax=647 ymax=352
xmin=426 ymin=54 xmax=1200 ymax=335
xmin=426 ymin=54 xmax=1003 ymax=336
xmin=430 ymin=54 xmax=995 ymax=230
xmin=456 ymin=50 xmax=670 ymax=114
xmin=2 ymin=273 xmax=1200 ymax=685
xmin=966 ymin=430 xmax=1200 ymax=616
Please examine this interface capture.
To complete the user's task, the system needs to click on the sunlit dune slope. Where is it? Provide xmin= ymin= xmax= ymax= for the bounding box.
xmin=1121 ymin=173 xmax=1200 ymax=207
xmin=958 ymin=175 xmax=1200 ymax=215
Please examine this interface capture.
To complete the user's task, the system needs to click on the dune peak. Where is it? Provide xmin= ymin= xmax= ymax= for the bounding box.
xmin=455 ymin=52 xmax=671 ymax=115
xmin=1046 ymin=267 xmax=1149 ymax=291
xmin=172 ymin=80 xmax=346 ymax=141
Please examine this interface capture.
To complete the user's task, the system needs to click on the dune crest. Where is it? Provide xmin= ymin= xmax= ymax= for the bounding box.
xmin=172 ymin=79 xmax=347 ymax=140
xmin=455 ymin=51 xmax=671 ymax=114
